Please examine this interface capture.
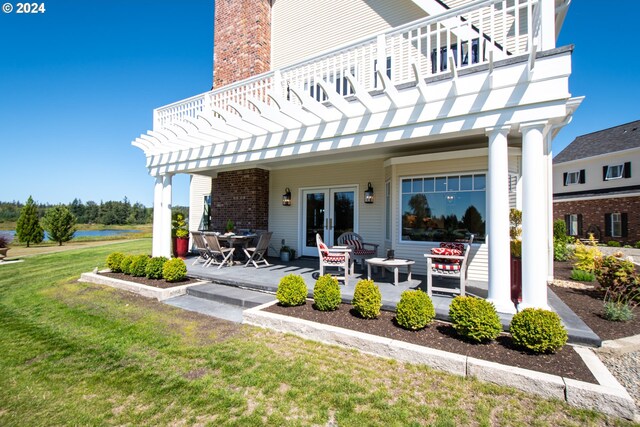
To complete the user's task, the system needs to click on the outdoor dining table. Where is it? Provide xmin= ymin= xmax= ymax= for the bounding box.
xmin=203 ymin=232 xmax=257 ymax=262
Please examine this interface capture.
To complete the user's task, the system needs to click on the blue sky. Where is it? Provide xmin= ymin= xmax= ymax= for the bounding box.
xmin=1 ymin=0 xmax=638 ymax=207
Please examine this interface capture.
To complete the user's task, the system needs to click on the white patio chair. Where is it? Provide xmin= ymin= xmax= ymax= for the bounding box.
xmin=336 ymin=232 xmax=378 ymax=271
xmin=316 ymin=233 xmax=353 ymax=286
xmin=423 ymin=235 xmax=474 ymax=296
xmin=243 ymin=231 xmax=273 ymax=268
xmin=202 ymin=233 xmax=235 ymax=269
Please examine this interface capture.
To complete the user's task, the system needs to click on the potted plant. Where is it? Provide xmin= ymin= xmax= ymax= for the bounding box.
xmin=225 ymin=219 xmax=235 ymax=234
xmin=280 ymin=245 xmax=291 ymax=262
xmin=509 ymin=208 xmax=522 ymax=304
xmin=0 ymin=233 xmax=12 ymax=261
xmin=172 ymin=212 xmax=189 ymax=259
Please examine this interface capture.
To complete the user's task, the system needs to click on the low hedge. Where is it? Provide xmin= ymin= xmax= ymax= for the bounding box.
xmin=396 ymin=290 xmax=434 ymax=330
xmin=163 ymin=258 xmax=187 ymax=282
xmin=146 ymin=256 xmax=168 ymax=279
xmin=510 ymin=308 xmax=567 ymax=353
xmin=352 ymin=279 xmax=382 ymax=319
xmin=313 ymin=275 xmax=341 ymax=311
xmin=449 ymin=296 xmax=502 ymax=342
xmin=276 ymin=274 xmax=307 ymax=307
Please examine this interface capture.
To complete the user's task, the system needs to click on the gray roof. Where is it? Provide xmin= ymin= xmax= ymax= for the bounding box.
xmin=554 ymin=120 xmax=640 ymax=164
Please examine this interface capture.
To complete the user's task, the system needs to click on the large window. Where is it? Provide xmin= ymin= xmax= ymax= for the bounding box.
xmin=611 ymin=213 xmax=622 ymax=237
xmin=401 ymin=173 xmax=486 ymax=242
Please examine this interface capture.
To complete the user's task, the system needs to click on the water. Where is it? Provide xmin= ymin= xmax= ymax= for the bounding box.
xmin=2 ymin=229 xmax=141 ymax=239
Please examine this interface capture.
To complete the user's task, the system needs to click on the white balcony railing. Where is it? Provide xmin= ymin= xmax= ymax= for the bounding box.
xmin=154 ymin=0 xmax=541 ymax=129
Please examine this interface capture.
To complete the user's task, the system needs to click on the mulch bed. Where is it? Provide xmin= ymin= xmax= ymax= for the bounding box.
xmin=551 ymin=261 xmax=640 ymax=341
xmin=99 ymin=272 xmax=200 ymax=289
xmin=266 ymin=302 xmax=597 ymax=384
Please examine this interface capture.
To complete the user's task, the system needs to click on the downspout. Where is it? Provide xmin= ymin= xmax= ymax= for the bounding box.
xmin=546 ymin=113 xmax=574 ymax=283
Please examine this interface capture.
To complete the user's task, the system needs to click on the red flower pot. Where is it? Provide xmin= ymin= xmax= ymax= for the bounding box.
xmin=510 ymin=256 xmax=522 ymax=304
xmin=173 ymin=237 xmax=189 ymax=259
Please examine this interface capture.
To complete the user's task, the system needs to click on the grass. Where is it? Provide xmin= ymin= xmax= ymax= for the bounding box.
xmin=0 ymin=241 xmax=633 ymax=426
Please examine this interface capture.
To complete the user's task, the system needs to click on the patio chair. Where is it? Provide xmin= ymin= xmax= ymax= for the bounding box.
xmin=190 ymin=231 xmax=212 ymax=266
xmin=423 ymin=235 xmax=474 ymax=297
xmin=243 ymin=231 xmax=273 ymax=268
xmin=336 ymin=232 xmax=378 ymax=271
xmin=202 ymin=233 xmax=235 ymax=269
xmin=316 ymin=233 xmax=353 ymax=286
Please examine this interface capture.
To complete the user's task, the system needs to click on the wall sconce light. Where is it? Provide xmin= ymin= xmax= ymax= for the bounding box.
xmin=282 ymin=187 xmax=292 ymax=206
xmin=364 ymin=182 xmax=374 ymax=204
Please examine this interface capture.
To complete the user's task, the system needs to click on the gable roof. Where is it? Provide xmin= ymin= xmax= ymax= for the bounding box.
xmin=554 ymin=120 xmax=640 ymax=164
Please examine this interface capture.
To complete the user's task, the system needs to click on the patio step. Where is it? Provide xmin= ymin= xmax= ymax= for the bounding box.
xmin=186 ymin=282 xmax=276 ymax=308
xmin=163 ymin=295 xmax=245 ymax=323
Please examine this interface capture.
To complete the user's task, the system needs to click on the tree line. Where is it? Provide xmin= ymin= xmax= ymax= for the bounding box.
xmin=0 ymin=198 xmax=153 ymax=225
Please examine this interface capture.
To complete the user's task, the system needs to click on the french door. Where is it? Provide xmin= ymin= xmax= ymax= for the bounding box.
xmin=301 ymin=187 xmax=357 ymax=256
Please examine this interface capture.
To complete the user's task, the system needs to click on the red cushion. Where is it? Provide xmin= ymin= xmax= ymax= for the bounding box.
xmin=432 ymin=262 xmax=461 ymax=272
xmin=431 ymin=247 xmax=462 ymax=256
xmin=319 ymin=242 xmax=329 ymax=256
xmin=353 ymin=249 xmax=375 ymax=255
xmin=345 ymin=239 xmax=363 ymax=250
xmin=440 ymin=242 xmax=465 ymax=252
xmin=323 ymin=255 xmax=346 ymax=263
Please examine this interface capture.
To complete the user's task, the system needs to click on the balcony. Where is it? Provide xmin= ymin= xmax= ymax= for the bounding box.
xmin=153 ymin=0 xmax=548 ymax=131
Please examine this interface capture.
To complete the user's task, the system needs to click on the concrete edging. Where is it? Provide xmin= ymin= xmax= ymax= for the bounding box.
xmin=243 ymin=301 xmax=637 ymax=420
xmin=79 ymin=271 xmax=207 ymax=301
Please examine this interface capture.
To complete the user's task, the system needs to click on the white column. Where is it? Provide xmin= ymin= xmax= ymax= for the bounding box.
xmin=152 ymin=176 xmax=164 ymax=257
xmin=520 ymin=121 xmax=549 ymax=310
xmin=486 ymin=126 xmax=515 ymax=314
xmin=539 ymin=0 xmax=556 ymax=51
xmin=546 ymin=132 xmax=554 ymax=283
xmin=161 ymin=174 xmax=173 ymax=258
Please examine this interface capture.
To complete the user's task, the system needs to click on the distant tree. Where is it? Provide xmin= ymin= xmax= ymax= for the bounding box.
xmin=16 ymin=196 xmax=44 ymax=247
xmin=69 ymin=198 xmax=86 ymax=223
xmin=42 ymin=205 xmax=77 ymax=246
xmin=462 ymin=205 xmax=484 ymax=235
xmin=84 ymin=201 xmax=100 ymax=224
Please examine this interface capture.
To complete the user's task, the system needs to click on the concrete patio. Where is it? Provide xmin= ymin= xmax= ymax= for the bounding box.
xmin=185 ymin=255 xmax=601 ymax=346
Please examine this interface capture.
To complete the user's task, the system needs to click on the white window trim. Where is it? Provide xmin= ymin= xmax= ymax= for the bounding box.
xmin=611 ymin=213 xmax=622 ymax=237
xmin=565 ymin=171 xmax=580 ymax=186
xmin=605 ymin=164 xmax=624 ymax=181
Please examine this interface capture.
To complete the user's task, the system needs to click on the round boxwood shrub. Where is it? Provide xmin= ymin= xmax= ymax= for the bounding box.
xmin=163 ymin=258 xmax=187 ymax=282
xmin=449 ymin=296 xmax=502 ymax=342
xmin=276 ymin=274 xmax=307 ymax=306
xmin=129 ymin=255 xmax=149 ymax=277
xmin=510 ymin=308 xmax=568 ymax=353
xmin=106 ymin=252 xmax=125 ymax=273
xmin=396 ymin=290 xmax=435 ymax=330
xmin=145 ymin=256 xmax=168 ymax=280
xmin=313 ymin=274 xmax=341 ymax=311
xmin=120 ymin=255 xmax=135 ymax=275
xmin=352 ymin=279 xmax=382 ymax=319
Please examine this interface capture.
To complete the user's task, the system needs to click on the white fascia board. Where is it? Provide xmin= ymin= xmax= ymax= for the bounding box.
xmin=554 ymin=192 xmax=640 ymax=203
xmin=384 ymin=148 xmax=489 ymax=167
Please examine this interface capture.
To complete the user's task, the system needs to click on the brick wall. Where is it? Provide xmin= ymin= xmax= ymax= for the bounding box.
xmin=553 ymin=196 xmax=640 ymax=244
xmin=211 ymin=168 xmax=269 ymax=230
xmin=213 ymin=0 xmax=271 ymax=88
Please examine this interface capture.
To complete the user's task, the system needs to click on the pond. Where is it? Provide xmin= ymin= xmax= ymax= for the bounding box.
xmin=2 ymin=229 xmax=142 ymax=239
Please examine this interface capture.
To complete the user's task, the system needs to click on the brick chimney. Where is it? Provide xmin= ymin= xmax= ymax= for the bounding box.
xmin=213 ymin=0 xmax=271 ymax=88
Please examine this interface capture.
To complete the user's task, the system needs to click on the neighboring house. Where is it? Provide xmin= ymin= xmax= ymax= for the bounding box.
xmin=132 ymin=0 xmax=580 ymax=314
xmin=553 ymin=120 xmax=640 ymax=245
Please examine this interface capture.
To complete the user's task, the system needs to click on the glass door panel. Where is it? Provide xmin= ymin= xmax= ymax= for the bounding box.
xmin=331 ymin=190 xmax=355 ymax=245
xmin=303 ymin=192 xmax=326 ymax=256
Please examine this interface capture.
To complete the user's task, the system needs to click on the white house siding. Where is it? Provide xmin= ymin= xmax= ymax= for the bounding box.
xmin=271 ymin=0 xmax=427 ymax=69
xmin=189 ymin=174 xmax=212 ymax=232
xmin=553 ymin=148 xmax=640 ymax=196
xmin=268 ymin=158 xmax=386 ymax=257
xmin=392 ymin=154 xmax=489 ymax=281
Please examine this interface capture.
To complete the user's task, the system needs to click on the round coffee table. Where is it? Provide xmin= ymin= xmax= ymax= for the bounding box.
xmin=365 ymin=257 xmax=415 ymax=286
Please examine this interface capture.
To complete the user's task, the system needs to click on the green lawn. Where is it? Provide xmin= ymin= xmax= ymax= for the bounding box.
xmin=0 ymin=241 xmax=632 ymax=426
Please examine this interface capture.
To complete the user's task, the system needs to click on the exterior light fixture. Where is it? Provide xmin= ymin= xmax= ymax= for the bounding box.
xmin=364 ymin=182 xmax=374 ymax=204
xmin=282 ymin=188 xmax=292 ymax=206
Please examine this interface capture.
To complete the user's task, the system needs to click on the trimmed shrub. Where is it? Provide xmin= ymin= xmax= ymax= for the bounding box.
xmin=352 ymin=279 xmax=382 ymax=319
xmin=146 ymin=256 xmax=168 ymax=279
xmin=570 ymin=269 xmax=595 ymax=282
xmin=120 ymin=255 xmax=135 ymax=275
xmin=276 ymin=274 xmax=307 ymax=306
xmin=396 ymin=290 xmax=435 ymax=330
xmin=449 ymin=296 xmax=502 ymax=342
xmin=313 ymin=274 xmax=341 ymax=311
xmin=572 ymin=238 xmax=601 ymax=273
xmin=607 ymin=240 xmax=622 ymax=247
xmin=594 ymin=256 xmax=637 ymax=292
xmin=163 ymin=258 xmax=187 ymax=282
xmin=129 ymin=255 xmax=149 ymax=277
xmin=635 ymin=241 xmax=640 ymax=249
xmin=553 ymin=219 xmax=567 ymax=244
xmin=510 ymin=308 xmax=567 ymax=353
xmin=106 ymin=252 xmax=125 ymax=273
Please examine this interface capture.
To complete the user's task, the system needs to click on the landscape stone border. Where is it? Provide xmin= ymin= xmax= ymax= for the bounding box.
xmin=244 ymin=300 xmax=637 ymax=421
xmin=79 ymin=271 xmax=207 ymax=301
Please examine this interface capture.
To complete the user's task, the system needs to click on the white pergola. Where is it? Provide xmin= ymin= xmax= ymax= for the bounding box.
xmin=133 ymin=42 xmax=580 ymax=313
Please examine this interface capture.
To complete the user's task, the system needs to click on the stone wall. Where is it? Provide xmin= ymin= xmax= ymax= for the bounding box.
xmin=211 ymin=168 xmax=269 ymax=231
xmin=553 ymin=196 xmax=640 ymax=244
xmin=213 ymin=0 xmax=271 ymax=88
